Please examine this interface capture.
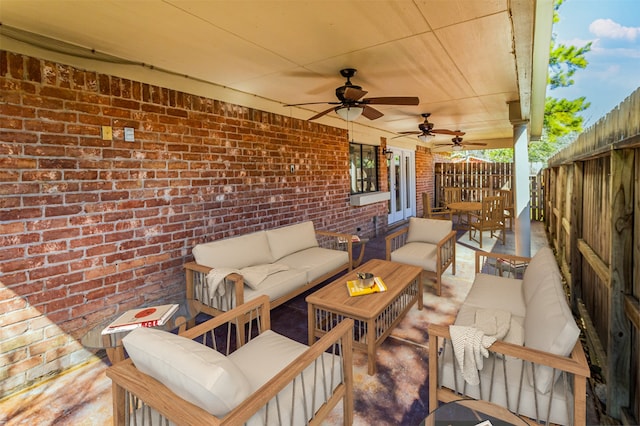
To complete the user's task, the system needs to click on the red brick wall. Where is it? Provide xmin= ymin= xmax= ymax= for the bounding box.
xmin=0 ymin=51 xmax=388 ymax=397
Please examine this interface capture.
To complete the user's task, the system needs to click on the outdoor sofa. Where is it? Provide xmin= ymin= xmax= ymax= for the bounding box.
xmin=428 ymin=248 xmax=590 ymax=425
xmin=184 ymin=221 xmax=353 ymax=317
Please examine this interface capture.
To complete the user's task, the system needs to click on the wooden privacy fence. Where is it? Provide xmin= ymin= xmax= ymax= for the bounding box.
xmin=545 ymin=87 xmax=640 ymax=425
xmin=434 ymin=162 xmax=544 ymax=220
xmin=434 ymin=162 xmax=512 ymax=205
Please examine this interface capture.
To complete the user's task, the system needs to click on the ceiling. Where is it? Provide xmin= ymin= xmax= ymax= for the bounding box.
xmin=0 ymin=0 xmax=553 ymax=152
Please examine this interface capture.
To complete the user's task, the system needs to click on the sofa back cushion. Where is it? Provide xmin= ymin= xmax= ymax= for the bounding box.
xmin=266 ymin=221 xmax=318 ymax=261
xmin=522 ymin=247 xmax=562 ymax=304
xmin=406 ymin=217 xmax=452 ymax=244
xmin=123 ymin=327 xmax=251 ymax=417
xmin=193 ymin=231 xmax=274 ymax=269
xmin=523 ymin=248 xmax=580 ymax=394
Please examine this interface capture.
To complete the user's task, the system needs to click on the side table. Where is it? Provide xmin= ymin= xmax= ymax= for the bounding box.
xmin=351 ymin=237 xmax=369 ymax=268
xmin=338 ymin=236 xmax=369 ymax=268
xmin=81 ymin=299 xmax=199 ymax=364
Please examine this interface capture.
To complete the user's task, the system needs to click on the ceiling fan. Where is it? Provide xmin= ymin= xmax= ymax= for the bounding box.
xmin=394 ymin=113 xmax=465 ymax=140
xmin=435 ymin=135 xmax=487 ymax=150
xmin=285 ymin=68 xmax=419 ymax=121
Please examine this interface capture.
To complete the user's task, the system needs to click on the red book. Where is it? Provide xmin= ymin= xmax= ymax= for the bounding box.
xmin=101 ymin=304 xmax=179 ymax=335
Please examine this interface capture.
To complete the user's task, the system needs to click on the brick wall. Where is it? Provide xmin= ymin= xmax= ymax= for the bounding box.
xmin=0 ymin=51 xmax=389 ymax=397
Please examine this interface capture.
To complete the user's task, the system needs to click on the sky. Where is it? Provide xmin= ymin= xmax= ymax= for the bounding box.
xmin=551 ymin=0 xmax=640 ymax=127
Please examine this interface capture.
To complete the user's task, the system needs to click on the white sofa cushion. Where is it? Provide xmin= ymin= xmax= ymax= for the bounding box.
xmin=266 ymin=221 xmax=319 ymax=261
xmin=243 ymin=268 xmax=309 ymax=302
xmin=239 ymin=263 xmax=290 ymax=290
xmin=406 ymin=217 xmax=452 ymax=244
xmin=522 ymin=247 xmax=562 ymax=304
xmin=390 ymin=242 xmax=438 ymax=272
xmin=463 ymin=274 xmax=526 ymax=318
xmin=278 ymin=246 xmax=349 ymax=283
xmin=524 ymin=259 xmax=580 ymax=394
xmin=193 ymin=231 xmax=274 ymax=269
xmin=122 ymin=327 xmax=251 ymax=417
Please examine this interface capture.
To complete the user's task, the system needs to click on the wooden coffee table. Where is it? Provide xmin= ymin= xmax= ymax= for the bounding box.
xmin=306 ymin=259 xmax=423 ymax=375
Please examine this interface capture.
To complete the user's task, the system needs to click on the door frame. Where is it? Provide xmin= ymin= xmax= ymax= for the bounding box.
xmin=387 ymin=148 xmax=416 ymax=225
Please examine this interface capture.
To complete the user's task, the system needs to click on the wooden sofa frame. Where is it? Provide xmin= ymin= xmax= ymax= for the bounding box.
xmin=184 ymin=229 xmax=353 ymax=318
xmin=384 ymin=225 xmax=456 ymax=296
xmin=427 ymin=251 xmax=591 ymax=425
xmin=106 ymin=295 xmax=355 ymax=426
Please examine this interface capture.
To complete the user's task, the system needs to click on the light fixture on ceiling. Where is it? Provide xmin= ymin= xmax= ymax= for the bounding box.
xmin=335 ymin=106 xmax=363 ymax=121
xmin=418 ymin=133 xmax=435 ymax=143
xmin=452 ymin=144 xmax=463 ymax=151
xmin=382 ymin=148 xmax=394 ymax=160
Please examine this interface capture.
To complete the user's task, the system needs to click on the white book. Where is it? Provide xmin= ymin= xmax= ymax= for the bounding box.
xmin=101 ymin=304 xmax=179 ymax=335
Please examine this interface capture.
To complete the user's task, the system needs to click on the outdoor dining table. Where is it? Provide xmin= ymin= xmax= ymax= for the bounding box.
xmin=446 ymin=201 xmax=482 ymax=229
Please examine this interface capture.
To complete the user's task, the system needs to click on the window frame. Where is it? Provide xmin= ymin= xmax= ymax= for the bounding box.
xmin=349 ymin=143 xmax=380 ymax=195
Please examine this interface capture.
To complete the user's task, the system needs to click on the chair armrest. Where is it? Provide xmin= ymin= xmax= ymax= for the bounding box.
xmin=184 ymin=261 xmax=245 ymax=314
xmin=436 ymin=230 xmax=457 ymax=249
xmin=385 ymin=227 xmax=408 ymax=260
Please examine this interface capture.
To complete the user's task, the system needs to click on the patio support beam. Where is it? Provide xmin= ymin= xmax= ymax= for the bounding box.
xmin=509 ymin=101 xmax=531 ymax=257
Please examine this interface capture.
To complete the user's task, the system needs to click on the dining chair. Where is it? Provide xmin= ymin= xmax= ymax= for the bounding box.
xmin=499 ymin=189 xmax=514 ymax=230
xmin=422 ymin=192 xmax=452 ymax=220
xmin=468 ymin=196 xmax=506 ymax=248
xmin=443 ymin=187 xmax=464 ymax=225
xmin=443 ymin=187 xmax=462 ymax=205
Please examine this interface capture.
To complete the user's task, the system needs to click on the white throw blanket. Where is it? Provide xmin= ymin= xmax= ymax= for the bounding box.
xmin=205 ymin=267 xmax=239 ymax=299
xmin=449 ymin=309 xmax=512 ymax=385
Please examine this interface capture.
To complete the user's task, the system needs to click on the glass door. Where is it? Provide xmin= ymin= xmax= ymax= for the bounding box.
xmin=387 ymin=149 xmax=415 ymax=224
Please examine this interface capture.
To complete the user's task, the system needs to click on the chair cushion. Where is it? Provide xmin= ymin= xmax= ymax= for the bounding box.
xmin=193 ymin=231 xmax=274 ymax=269
xmin=266 ymin=221 xmax=319 ymax=261
xmin=390 ymin=242 xmax=438 ymax=272
xmin=122 ymin=327 xmax=251 ymax=417
xmin=229 ymin=330 xmax=343 ymax=426
xmin=406 ymin=217 xmax=452 ymax=245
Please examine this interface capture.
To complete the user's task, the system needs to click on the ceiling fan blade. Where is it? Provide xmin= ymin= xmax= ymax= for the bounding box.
xmin=434 ymin=143 xmax=454 ymax=146
xmin=362 ymin=96 xmax=420 ymax=106
xmin=396 ymin=131 xmax=422 ymax=135
xmin=463 ymin=142 xmax=487 ymax=146
xmin=343 ymin=86 xmax=367 ymax=101
xmin=362 ymin=105 xmax=384 ymax=120
xmin=284 ymin=101 xmax=341 ymax=107
xmin=431 ymin=129 xmax=466 ymax=136
xmin=308 ymin=106 xmax=337 ymax=121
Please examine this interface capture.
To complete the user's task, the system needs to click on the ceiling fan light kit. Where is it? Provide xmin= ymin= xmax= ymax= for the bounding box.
xmin=418 ymin=133 xmax=435 ymax=142
xmin=335 ymin=105 xmax=363 ymax=121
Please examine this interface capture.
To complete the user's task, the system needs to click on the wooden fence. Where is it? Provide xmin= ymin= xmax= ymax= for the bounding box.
xmin=434 ymin=162 xmax=512 ymax=206
xmin=434 ymin=162 xmax=544 ymax=221
xmin=545 ymin=87 xmax=640 ymax=425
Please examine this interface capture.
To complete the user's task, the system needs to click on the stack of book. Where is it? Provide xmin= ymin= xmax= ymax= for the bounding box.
xmin=101 ymin=303 xmax=179 ymax=335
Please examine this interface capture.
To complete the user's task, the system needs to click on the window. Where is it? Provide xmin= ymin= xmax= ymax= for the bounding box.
xmin=349 ymin=143 xmax=379 ymax=194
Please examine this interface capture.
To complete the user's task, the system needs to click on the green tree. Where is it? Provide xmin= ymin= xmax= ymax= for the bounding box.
xmin=486 ymin=0 xmax=591 ymax=163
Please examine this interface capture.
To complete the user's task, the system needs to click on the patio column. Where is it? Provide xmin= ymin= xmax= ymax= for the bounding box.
xmin=509 ymin=101 xmax=531 ymax=257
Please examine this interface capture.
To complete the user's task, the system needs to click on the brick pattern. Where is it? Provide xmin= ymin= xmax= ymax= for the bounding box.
xmin=0 ymin=51 xmax=398 ymax=397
